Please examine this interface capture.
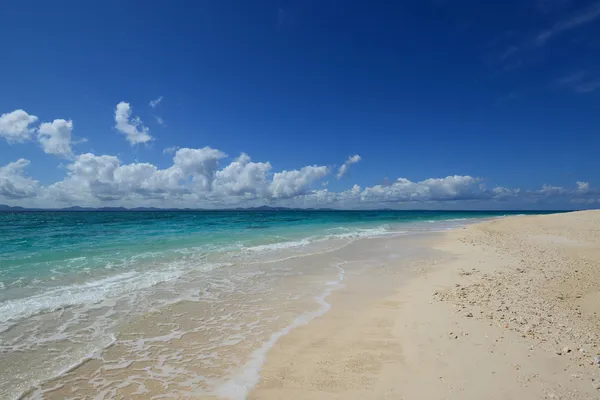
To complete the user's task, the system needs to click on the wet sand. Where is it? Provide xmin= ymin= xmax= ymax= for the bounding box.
xmin=21 ymin=230 xmax=439 ymax=399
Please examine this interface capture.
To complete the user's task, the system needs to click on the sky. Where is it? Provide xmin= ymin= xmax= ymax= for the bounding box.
xmin=0 ymin=0 xmax=599 ymax=210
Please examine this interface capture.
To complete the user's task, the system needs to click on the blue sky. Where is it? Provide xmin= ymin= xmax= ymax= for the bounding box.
xmin=0 ymin=0 xmax=599 ymax=209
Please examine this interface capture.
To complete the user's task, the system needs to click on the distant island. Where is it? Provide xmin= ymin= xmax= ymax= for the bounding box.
xmin=0 ymin=204 xmax=339 ymax=212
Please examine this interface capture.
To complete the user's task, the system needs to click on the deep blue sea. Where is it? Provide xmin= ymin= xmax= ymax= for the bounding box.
xmin=0 ymin=210 xmax=556 ymax=398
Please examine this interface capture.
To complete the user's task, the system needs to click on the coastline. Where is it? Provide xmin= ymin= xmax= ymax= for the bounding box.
xmin=14 ymin=214 xmax=463 ymax=399
xmin=249 ymin=210 xmax=600 ymax=399
xmin=10 ymin=210 xmax=598 ymax=399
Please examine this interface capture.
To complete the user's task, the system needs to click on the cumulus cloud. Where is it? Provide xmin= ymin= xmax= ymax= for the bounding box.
xmin=539 ymin=184 xmax=568 ymax=196
xmin=48 ymin=153 xmax=179 ymax=203
xmin=0 ymin=159 xmax=39 ymax=199
xmin=492 ymin=186 xmax=521 ymax=199
xmin=2 ymin=104 xmax=593 ymax=209
xmin=37 ymin=119 xmax=75 ymax=158
xmin=114 ymin=102 xmax=152 ymax=145
xmin=359 ymin=175 xmax=487 ymax=203
xmin=149 ymin=96 xmax=163 ymax=108
xmin=39 ymin=150 xmax=330 ymax=206
xmin=0 ymin=110 xmax=39 ymax=143
xmin=577 ymin=181 xmax=589 ymax=192
xmin=173 ymin=147 xmax=227 ymax=191
xmin=45 ymin=147 xmax=227 ymax=204
xmin=337 ymin=154 xmax=361 ymax=179
xmin=213 ymin=153 xmax=272 ymax=198
xmin=270 ymin=165 xmax=330 ymax=198
xmin=0 ymin=143 xmax=597 ymax=209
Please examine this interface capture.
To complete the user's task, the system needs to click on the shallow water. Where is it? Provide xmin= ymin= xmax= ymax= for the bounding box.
xmin=0 ymin=210 xmax=550 ymax=399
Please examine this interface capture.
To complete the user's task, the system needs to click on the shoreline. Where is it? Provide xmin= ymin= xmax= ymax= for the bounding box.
xmin=9 ymin=211 xmax=594 ymax=399
xmin=249 ymin=210 xmax=600 ymax=399
xmin=14 ymin=218 xmax=449 ymax=399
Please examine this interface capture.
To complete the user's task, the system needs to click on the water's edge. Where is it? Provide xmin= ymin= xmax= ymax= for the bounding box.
xmin=0 ymin=211 xmax=557 ymax=399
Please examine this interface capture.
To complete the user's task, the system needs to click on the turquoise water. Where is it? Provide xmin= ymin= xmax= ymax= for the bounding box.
xmin=0 ymin=210 xmax=551 ymax=321
xmin=0 ymin=210 xmax=555 ymax=398
xmin=0 ymin=210 xmax=538 ymax=296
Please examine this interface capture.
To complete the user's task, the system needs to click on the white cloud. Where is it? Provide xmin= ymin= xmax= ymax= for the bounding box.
xmin=0 ymin=110 xmax=39 ymax=143
xmin=0 ymin=142 xmax=597 ymax=209
xmin=47 ymin=154 xmax=175 ymax=203
xmin=49 ymin=147 xmax=227 ymax=203
xmin=213 ymin=153 xmax=272 ymax=198
xmin=49 ymin=153 xmax=122 ymax=201
xmin=577 ymin=181 xmax=590 ymax=192
xmin=2 ymin=103 xmax=595 ymax=209
xmin=492 ymin=186 xmax=521 ymax=199
xmin=0 ymin=159 xmax=39 ymax=199
xmin=149 ymin=96 xmax=163 ymax=108
xmin=44 ymin=147 xmax=228 ymax=204
xmin=114 ymin=102 xmax=152 ymax=145
xmin=337 ymin=154 xmax=361 ymax=179
xmin=43 ymin=152 xmax=328 ymax=205
xmin=270 ymin=165 xmax=330 ymax=198
xmin=359 ymin=175 xmax=487 ymax=203
xmin=539 ymin=184 xmax=568 ymax=196
xmin=173 ymin=147 xmax=227 ymax=191
xmin=37 ymin=119 xmax=75 ymax=158
xmin=155 ymin=115 xmax=165 ymax=125
xmin=163 ymin=146 xmax=179 ymax=154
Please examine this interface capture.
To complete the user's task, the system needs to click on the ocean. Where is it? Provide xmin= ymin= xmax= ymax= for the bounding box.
xmin=0 ymin=210 xmax=554 ymax=399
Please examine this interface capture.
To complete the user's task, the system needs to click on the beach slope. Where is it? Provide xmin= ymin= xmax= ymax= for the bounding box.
xmin=250 ymin=211 xmax=600 ymax=400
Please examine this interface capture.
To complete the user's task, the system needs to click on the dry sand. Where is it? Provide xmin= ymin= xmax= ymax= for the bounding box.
xmin=249 ymin=211 xmax=600 ymax=400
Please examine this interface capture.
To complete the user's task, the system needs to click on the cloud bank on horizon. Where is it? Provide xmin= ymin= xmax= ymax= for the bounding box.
xmin=0 ymin=103 xmax=597 ymax=210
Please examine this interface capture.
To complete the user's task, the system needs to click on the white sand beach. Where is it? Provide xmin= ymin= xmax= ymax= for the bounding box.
xmin=22 ymin=211 xmax=600 ymax=399
xmin=250 ymin=211 xmax=600 ymax=400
